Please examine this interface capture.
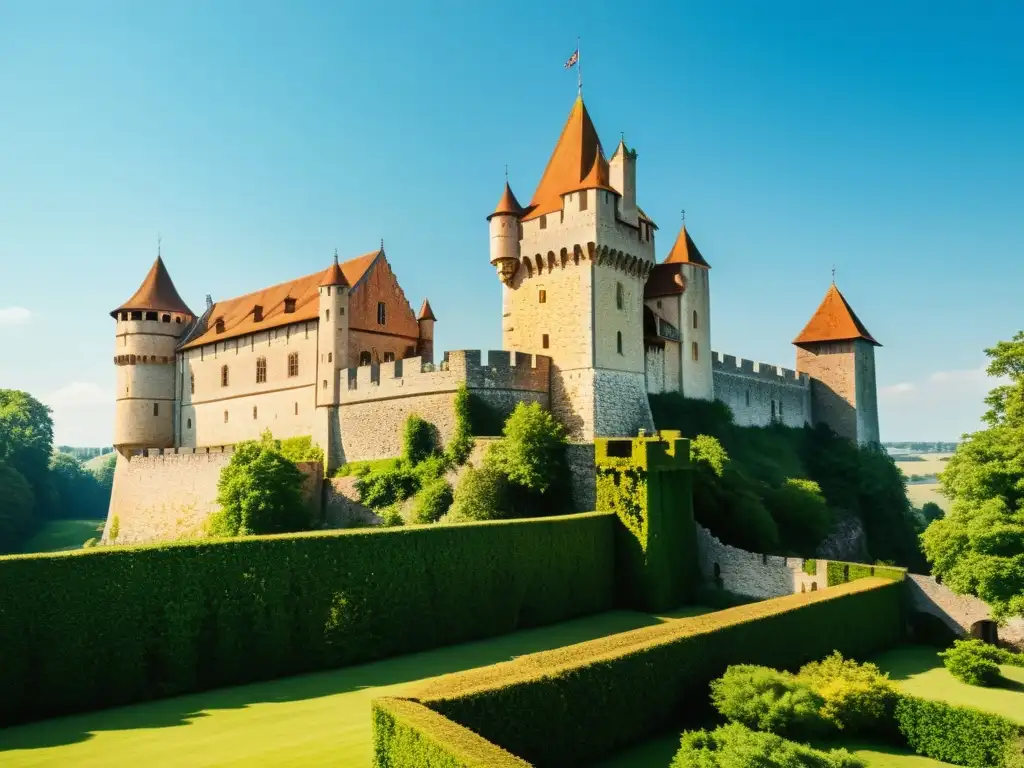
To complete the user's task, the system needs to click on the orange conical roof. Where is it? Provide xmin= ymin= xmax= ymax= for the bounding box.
xmin=320 ymin=251 xmax=349 ymax=288
xmin=417 ymin=298 xmax=436 ymax=321
xmin=487 ymin=182 xmax=523 ymax=220
xmin=793 ymin=283 xmax=880 ymax=347
xmin=522 ymin=96 xmax=616 ymax=222
xmin=112 ymin=256 xmax=193 ymax=317
xmin=663 ymin=223 xmax=710 ymax=268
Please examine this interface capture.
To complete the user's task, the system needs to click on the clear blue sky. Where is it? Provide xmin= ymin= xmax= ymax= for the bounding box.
xmin=1 ymin=1 xmax=1021 ymax=445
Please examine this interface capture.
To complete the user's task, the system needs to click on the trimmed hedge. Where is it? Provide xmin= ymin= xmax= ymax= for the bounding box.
xmin=895 ymin=695 xmax=1024 ymax=767
xmin=403 ymin=577 xmax=903 ymax=767
xmin=0 ymin=512 xmax=615 ymax=726
xmin=372 ymin=698 xmax=529 ymax=768
xmin=826 ymin=561 xmax=905 ymax=587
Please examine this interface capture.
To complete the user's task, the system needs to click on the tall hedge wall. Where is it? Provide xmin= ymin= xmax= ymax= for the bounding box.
xmin=0 ymin=512 xmax=615 ymax=726
xmin=409 ymin=578 xmax=903 ymax=767
xmin=826 ymin=560 xmax=905 ymax=587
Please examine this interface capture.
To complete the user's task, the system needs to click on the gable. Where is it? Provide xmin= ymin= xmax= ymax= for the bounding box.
xmin=350 ymin=252 xmax=420 ymax=339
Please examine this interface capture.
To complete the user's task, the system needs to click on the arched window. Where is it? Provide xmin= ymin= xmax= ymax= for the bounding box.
xmin=327 ymin=352 xmax=332 ymax=363
xmin=223 ymin=410 xmax=229 ymax=423
xmin=253 ymin=406 xmax=258 ymax=419
xmin=691 ymin=341 xmax=698 ymax=361
xmin=287 ymin=352 xmax=299 ymax=377
xmin=256 ymin=356 xmax=267 ymax=383
xmin=294 ymin=402 xmax=298 ymax=416
xmin=221 ymin=365 xmax=229 ymax=387
xmin=616 ymin=331 xmax=623 ymax=355
xmin=359 ymin=351 xmax=372 ymax=366
xmin=692 ymin=310 xmax=698 ymax=329
xmin=187 ymin=418 xmax=192 ymax=429
xmin=161 ymin=314 xmax=170 ymax=323
xmin=616 ymin=282 xmax=624 ymax=310
xmin=190 ymin=372 xmax=195 ymax=395
xmin=325 ymin=309 xmax=330 ymax=322
xmin=383 ymin=352 xmax=395 ymax=362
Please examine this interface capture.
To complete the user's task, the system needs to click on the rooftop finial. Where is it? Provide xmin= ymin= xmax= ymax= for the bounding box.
xmin=333 ymin=248 xmax=339 ymax=265
xmin=832 ymin=264 xmax=836 ymax=284
xmin=380 ymin=238 xmax=384 ymax=252
xmin=504 ymin=164 xmax=508 ymax=183
xmin=157 ymin=233 xmax=162 ymax=257
xmin=681 ymin=209 xmax=686 ymax=224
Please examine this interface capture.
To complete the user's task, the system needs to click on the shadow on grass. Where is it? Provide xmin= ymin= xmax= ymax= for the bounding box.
xmin=872 ymin=645 xmax=943 ymax=681
xmin=0 ymin=609 xmax=668 ymax=753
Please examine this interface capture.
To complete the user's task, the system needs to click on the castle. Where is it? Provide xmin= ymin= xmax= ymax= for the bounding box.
xmin=104 ymin=94 xmax=881 ymax=542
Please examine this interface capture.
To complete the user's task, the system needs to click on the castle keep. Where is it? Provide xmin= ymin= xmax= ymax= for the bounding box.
xmin=105 ymin=94 xmax=881 ymax=542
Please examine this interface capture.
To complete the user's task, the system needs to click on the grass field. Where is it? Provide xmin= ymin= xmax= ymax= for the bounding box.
xmin=894 ymin=454 xmax=953 ymax=479
xmin=19 ymin=519 xmax=103 ymax=554
xmin=0 ymin=606 xmax=712 ymax=767
xmin=906 ymin=483 xmax=950 ymax=512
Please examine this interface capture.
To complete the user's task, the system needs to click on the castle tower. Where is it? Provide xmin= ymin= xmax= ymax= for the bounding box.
xmin=793 ymin=282 xmax=880 ymax=445
xmin=417 ymin=299 xmax=436 ymax=364
xmin=111 ymin=253 xmax=194 ymax=454
xmin=609 ymin=137 xmax=638 ymax=227
xmin=494 ymin=96 xmax=656 ymax=440
xmin=317 ymin=251 xmax=350 ymax=406
xmin=648 ymin=218 xmax=713 ymax=400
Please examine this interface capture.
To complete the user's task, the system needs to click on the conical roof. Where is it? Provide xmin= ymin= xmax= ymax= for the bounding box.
xmin=793 ymin=283 xmax=880 ymax=347
xmin=663 ymin=223 xmax=710 ymax=268
xmin=522 ymin=96 xmax=616 ymax=222
xmin=111 ymin=256 xmax=194 ymax=317
xmin=320 ymin=252 xmax=349 ymax=287
xmin=487 ymin=182 xmax=524 ymax=220
xmin=417 ymin=298 xmax=436 ymax=321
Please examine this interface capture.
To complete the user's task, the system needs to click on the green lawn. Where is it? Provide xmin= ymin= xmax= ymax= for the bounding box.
xmin=20 ymin=519 xmax=104 ymax=553
xmin=0 ymin=608 xmax=711 ymax=767
xmin=872 ymin=644 xmax=1024 ymax=724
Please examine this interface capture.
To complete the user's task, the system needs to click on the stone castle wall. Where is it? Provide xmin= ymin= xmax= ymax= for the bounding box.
xmin=712 ymin=352 xmax=812 ymax=429
xmin=695 ymin=525 xmax=823 ymax=598
xmin=907 ymin=574 xmax=1024 ymax=649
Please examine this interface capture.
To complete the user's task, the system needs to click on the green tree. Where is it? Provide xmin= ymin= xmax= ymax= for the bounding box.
xmin=401 ymin=414 xmax=439 ymax=466
xmin=0 ymin=462 xmax=35 ymax=552
xmin=486 ymin=402 xmax=567 ymax=494
xmin=209 ymin=434 xmax=309 ymax=537
xmin=49 ymin=452 xmax=106 ymax=519
xmin=447 ymin=465 xmax=510 ymax=521
xmin=920 ymin=502 xmax=944 ymax=525
xmin=923 ymin=330 xmax=1024 ymax=619
xmin=445 ymin=383 xmax=474 ymax=465
xmin=0 ymin=389 xmax=55 ymax=519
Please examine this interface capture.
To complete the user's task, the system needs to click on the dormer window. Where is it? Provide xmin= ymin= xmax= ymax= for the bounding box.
xmin=284 ymin=297 xmax=296 ymax=314
xmin=539 ymin=214 xmax=547 ymax=230
xmin=253 ymin=305 xmax=263 ymax=322
xmin=215 ymin=318 xmax=225 ymax=334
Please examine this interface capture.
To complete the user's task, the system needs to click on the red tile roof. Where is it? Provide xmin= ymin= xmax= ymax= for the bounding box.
xmin=111 ymin=256 xmax=194 ymax=318
xmin=320 ymin=252 xmax=350 ymax=287
xmin=179 ymin=250 xmax=378 ymax=350
xmin=644 ymin=264 xmax=688 ymax=299
xmin=663 ymin=224 xmax=710 ymax=268
xmin=488 ymin=182 xmax=524 ymax=220
xmin=417 ymin=298 xmax=436 ymax=321
xmin=793 ymin=283 xmax=880 ymax=347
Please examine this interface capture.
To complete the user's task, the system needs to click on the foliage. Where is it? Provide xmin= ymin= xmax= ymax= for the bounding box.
xmin=671 ymin=723 xmax=864 ymax=768
xmin=925 ymin=331 xmax=1024 ymax=619
xmin=797 ymin=653 xmax=899 ymax=735
xmin=803 ymin=559 xmax=818 ymax=576
xmin=277 ymin=435 xmax=324 ymax=465
xmin=372 ymin=698 xmax=529 ymax=768
xmin=355 ymin=462 xmax=419 ymax=510
xmin=939 ymin=639 xmax=1017 ymax=687
xmin=709 ymin=665 xmax=825 ymax=736
xmin=0 ymin=462 xmax=35 ymax=552
xmin=209 ymin=435 xmax=308 ymax=537
xmin=467 ymin=392 xmax=505 ymax=437
xmin=377 ymin=504 xmax=405 ymax=527
xmin=0 ymin=511 xmax=615 ymax=726
xmin=93 ymin=453 xmax=117 ymax=490
xmin=408 ymin=579 xmax=904 ymax=766
xmin=894 ymin=694 xmax=1024 ymax=767
xmin=0 ymin=389 xmax=55 ymax=520
xmin=48 ymin=452 xmax=108 ymax=520
xmin=448 ymin=465 xmax=511 ymax=521
xmin=445 ymin=383 xmax=474 ymax=466
xmin=652 ymin=394 xmax=925 ymax=567
xmin=402 ymin=414 xmax=439 ymax=466
xmin=108 ymin=514 xmax=120 ymax=541
xmin=411 ymin=478 xmax=454 ymax=524
xmin=826 ymin=561 xmax=905 ymax=587
xmin=485 ymin=402 xmax=567 ymax=495
xmin=333 ymin=458 xmax=400 ymax=477
xmin=921 ymin=501 xmax=944 ymax=525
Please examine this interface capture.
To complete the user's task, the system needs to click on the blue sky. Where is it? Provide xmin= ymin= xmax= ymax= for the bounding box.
xmin=1 ymin=1 xmax=1021 ymax=445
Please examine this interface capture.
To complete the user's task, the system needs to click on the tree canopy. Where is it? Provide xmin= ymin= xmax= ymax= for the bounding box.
xmin=922 ymin=331 xmax=1024 ymax=619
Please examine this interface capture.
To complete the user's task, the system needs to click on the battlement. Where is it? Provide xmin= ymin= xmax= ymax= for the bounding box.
xmin=339 ymin=349 xmax=551 ymax=404
xmin=124 ymin=445 xmax=237 ymax=462
xmin=712 ymin=351 xmax=809 ymax=387
xmin=595 ymin=430 xmax=690 ymax=472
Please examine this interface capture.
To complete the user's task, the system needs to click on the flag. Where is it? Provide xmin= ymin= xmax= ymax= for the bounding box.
xmin=564 ymin=48 xmax=578 ymax=69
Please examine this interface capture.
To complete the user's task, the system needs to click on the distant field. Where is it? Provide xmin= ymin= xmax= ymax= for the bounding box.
xmin=83 ymin=453 xmax=115 ymax=472
xmin=907 ymin=484 xmax=950 ymax=512
xmin=894 ymin=453 xmax=953 ymax=479
xmin=20 ymin=520 xmax=103 ymax=554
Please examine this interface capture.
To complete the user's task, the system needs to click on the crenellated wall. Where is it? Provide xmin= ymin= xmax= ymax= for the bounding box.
xmin=712 ymin=351 xmax=812 ymax=429
xmin=696 ymin=525 xmax=824 ymax=598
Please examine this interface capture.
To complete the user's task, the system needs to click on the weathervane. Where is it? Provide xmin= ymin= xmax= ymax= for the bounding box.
xmin=681 ymin=209 xmax=686 ymax=224
xmin=832 ymin=264 xmax=836 ymax=283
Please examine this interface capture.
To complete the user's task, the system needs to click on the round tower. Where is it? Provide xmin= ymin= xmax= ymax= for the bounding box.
xmin=416 ymin=298 xmax=436 ymax=364
xmin=111 ymin=253 xmax=194 ymax=455
xmin=663 ymin=217 xmax=713 ymax=400
xmin=487 ymin=180 xmax=523 ymax=285
xmin=316 ymin=250 xmax=350 ymax=407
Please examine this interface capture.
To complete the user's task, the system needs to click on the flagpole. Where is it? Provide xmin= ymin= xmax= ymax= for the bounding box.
xmin=577 ymin=36 xmax=582 ymax=96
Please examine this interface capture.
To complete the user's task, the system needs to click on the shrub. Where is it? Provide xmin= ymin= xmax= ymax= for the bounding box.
xmin=940 ymin=639 xmax=1006 ymax=686
xmin=895 ymin=694 xmax=1023 ymax=767
xmin=108 ymin=514 xmax=120 ymax=541
xmin=402 ymin=415 xmax=439 ymax=466
xmin=82 ymin=537 xmax=99 ymax=549
xmin=448 ymin=465 xmax=510 ymax=521
xmin=277 ymin=435 xmax=324 ymax=465
xmin=411 ymin=478 xmax=454 ymax=524
xmin=208 ymin=437 xmax=308 ymax=537
xmin=333 ymin=458 xmax=400 ymax=478
xmin=445 ymin=384 xmax=474 ymax=466
xmin=377 ymin=505 xmax=405 ymax=528
xmin=672 ymin=723 xmax=864 ymax=768
xmin=709 ymin=665 xmax=825 ymax=736
xmin=767 ymin=479 xmax=832 ymax=553
xmin=798 ymin=652 xmax=898 ymax=735
xmin=826 ymin=561 xmax=905 ymax=587
xmin=355 ymin=463 xmax=420 ymax=510
xmin=410 ymin=579 xmax=904 ymax=766
xmin=0 ymin=511 xmax=615 ymax=726
xmin=486 ymin=402 xmax=566 ymax=494
xmin=413 ymin=453 xmax=450 ymax=484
